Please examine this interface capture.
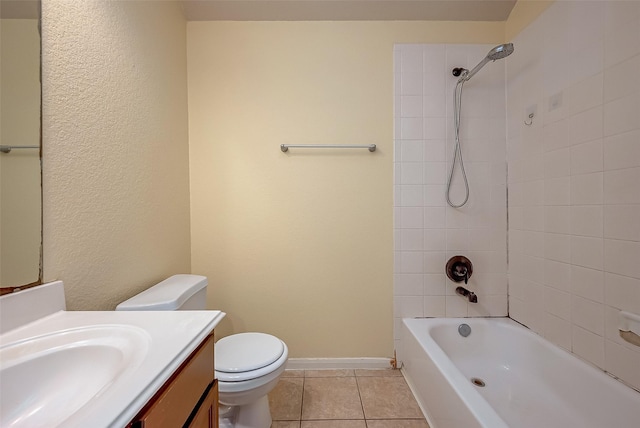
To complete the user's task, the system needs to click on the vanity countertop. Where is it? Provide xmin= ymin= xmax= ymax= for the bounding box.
xmin=0 ymin=308 xmax=225 ymax=427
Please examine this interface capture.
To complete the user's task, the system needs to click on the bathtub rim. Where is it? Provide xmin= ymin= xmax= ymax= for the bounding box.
xmin=401 ymin=316 xmax=510 ymax=428
xmin=400 ymin=316 xmax=640 ymax=428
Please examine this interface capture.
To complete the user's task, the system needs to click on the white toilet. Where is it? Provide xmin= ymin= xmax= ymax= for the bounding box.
xmin=116 ymin=274 xmax=288 ymax=428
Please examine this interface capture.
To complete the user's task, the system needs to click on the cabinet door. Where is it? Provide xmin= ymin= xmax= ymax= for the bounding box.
xmin=188 ymin=381 xmax=218 ymax=428
xmin=133 ymin=335 xmax=215 ymax=427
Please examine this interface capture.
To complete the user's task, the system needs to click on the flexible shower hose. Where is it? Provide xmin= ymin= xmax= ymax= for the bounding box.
xmin=446 ymin=77 xmax=470 ymax=208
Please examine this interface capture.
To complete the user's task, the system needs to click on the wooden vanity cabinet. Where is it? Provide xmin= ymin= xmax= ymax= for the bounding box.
xmin=129 ymin=334 xmax=218 ymax=428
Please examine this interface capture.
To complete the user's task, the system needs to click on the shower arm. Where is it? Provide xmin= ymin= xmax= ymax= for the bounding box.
xmin=460 ymin=57 xmax=491 ymax=82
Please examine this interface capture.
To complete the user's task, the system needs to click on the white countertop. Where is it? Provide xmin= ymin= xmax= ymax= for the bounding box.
xmin=0 ymin=302 xmax=225 ymax=427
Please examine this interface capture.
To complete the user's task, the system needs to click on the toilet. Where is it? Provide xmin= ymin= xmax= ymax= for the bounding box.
xmin=116 ymin=274 xmax=288 ymax=428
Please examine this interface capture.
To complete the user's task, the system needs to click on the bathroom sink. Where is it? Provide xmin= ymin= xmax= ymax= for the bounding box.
xmin=0 ymin=325 xmax=150 ymax=428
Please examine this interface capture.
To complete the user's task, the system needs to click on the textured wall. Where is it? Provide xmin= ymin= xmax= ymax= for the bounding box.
xmin=41 ymin=0 xmax=191 ymax=310
xmin=187 ymin=21 xmax=504 ymax=358
xmin=507 ymin=1 xmax=640 ymax=390
xmin=1 ymin=19 xmax=41 ymax=287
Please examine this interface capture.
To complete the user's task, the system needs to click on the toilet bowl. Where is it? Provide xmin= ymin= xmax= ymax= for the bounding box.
xmin=116 ymin=275 xmax=288 ymax=428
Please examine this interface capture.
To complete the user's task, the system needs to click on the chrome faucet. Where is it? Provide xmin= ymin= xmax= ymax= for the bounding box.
xmin=455 ymin=286 xmax=478 ymax=303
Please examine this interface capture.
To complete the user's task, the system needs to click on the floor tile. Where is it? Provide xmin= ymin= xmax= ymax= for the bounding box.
xmin=302 ymin=377 xmax=364 ymax=420
xmin=354 ymin=369 xmax=402 ymax=377
xmin=366 ymin=420 xmax=429 ymax=428
xmin=305 ymin=369 xmax=355 ymax=377
xmin=301 ymin=421 xmax=367 ymax=428
xmin=269 ymin=377 xmax=304 ymax=420
xmin=357 ymin=377 xmax=424 ymax=419
xmin=283 ymin=370 xmax=305 ymax=378
xmin=273 ymin=422 xmax=301 ymax=428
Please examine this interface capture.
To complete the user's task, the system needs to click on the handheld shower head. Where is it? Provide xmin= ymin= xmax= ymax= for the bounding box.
xmin=487 ymin=43 xmax=514 ymax=61
xmin=457 ymin=43 xmax=514 ymax=82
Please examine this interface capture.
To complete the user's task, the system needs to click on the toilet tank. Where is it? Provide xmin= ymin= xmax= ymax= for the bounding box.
xmin=115 ymin=274 xmax=208 ymax=311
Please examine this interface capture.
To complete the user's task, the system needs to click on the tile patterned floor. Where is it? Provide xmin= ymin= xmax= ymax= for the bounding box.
xmin=268 ymin=369 xmax=430 ymax=428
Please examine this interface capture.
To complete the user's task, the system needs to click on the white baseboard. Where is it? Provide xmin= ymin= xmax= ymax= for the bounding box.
xmin=285 ymin=357 xmax=393 ymax=370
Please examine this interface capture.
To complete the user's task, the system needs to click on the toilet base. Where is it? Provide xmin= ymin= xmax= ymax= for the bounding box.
xmin=218 ymin=395 xmax=272 ymax=428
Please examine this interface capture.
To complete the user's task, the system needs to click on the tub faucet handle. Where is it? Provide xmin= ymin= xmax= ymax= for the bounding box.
xmin=446 ymin=256 xmax=473 ymax=285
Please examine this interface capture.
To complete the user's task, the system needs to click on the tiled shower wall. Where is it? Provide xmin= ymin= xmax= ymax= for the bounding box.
xmin=393 ymin=44 xmax=508 ymax=349
xmin=507 ymin=1 xmax=640 ymax=390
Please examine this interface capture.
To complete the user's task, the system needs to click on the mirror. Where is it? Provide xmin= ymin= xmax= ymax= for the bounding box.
xmin=0 ymin=0 xmax=42 ymax=293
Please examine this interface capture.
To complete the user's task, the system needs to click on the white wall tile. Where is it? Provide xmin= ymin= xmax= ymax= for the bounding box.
xmin=604 ymin=167 xmax=640 ymax=204
xmin=423 ymin=229 xmax=446 ymax=251
xmin=394 ymin=274 xmax=424 ymax=296
xmin=568 ymin=106 xmax=603 ymax=146
xmin=545 ymin=206 xmax=571 ymax=234
xmin=401 ymin=96 xmax=422 ymax=118
xmin=544 ymin=259 xmax=572 ymax=292
xmin=605 ymin=340 xmax=640 ymax=391
xmin=424 ymin=273 xmax=446 ymax=296
xmin=400 ymin=118 xmax=423 ymax=139
xmin=396 ymin=185 xmax=424 ymax=207
xmin=604 ymin=15 xmax=640 ymax=68
xmin=570 ymin=139 xmax=603 ymax=175
xmin=545 ymin=233 xmax=572 ymax=264
xmin=544 ymin=313 xmax=572 ymax=351
xmin=423 ymin=296 xmax=446 ymax=317
xmin=544 ymin=286 xmax=572 ymax=320
xmin=571 ymin=236 xmax=604 ymax=270
xmin=570 ymin=205 xmax=603 ymax=238
xmin=394 ymin=295 xmax=423 ymax=318
xmin=604 ymin=54 xmax=640 ymax=103
xmin=604 ymin=205 xmax=640 ymax=242
xmin=571 ymin=172 xmax=603 ymax=205
xmin=571 ymin=265 xmax=604 ymax=303
xmin=445 ymin=294 xmax=468 ymax=317
xmin=604 ymin=273 xmax=640 ymax=313
xmin=604 ymin=239 xmax=640 ymax=279
xmin=572 ymin=325 xmax=605 ymax=368
xmin=604 ymin=130 xmax=640 ymax=171
xmin=397 ymin=207 xmax=423 ymax=229
xmin=567 ymin=73 xmax=603 ymax=117
xmin=544 ymin=148 xmax=570 ymax=178
xmin=396 ymin=251 xmax=424 ymax=274
xmin=544 ymin=177 xmax=571 ymax=206
xmin=400 ymin=72 xmax=423 ymax=96
xmin=603 ymin=93 xmax=640 ymax=137
xmin=423 ymin=140 xmax=446 ymax=162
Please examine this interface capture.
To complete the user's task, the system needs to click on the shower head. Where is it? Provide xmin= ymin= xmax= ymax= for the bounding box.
xmin=458 ymin=43 xmax=514 ymax=82
xmin=487 ymin=43 xmax=514 ymax=61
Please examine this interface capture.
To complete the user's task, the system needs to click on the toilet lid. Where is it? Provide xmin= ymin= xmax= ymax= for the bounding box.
xmin=215 ymin=332 xmax=284 ymax=373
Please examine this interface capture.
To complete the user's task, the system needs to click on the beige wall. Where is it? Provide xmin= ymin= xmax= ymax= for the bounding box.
xmin=41 ymin=0 xmax=191 ymax=310
xmin=188 ymin=21 xmax=504 ymax=358
xmin=1 ymin=19 xmax=41 ymax=288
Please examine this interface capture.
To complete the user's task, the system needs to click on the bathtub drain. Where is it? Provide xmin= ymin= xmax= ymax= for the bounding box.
xmin=471 ymin=377 xmax=486 ymax=387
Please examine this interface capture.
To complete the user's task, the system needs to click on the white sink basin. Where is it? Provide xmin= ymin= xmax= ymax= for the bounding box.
xmin=0 ymin=325 xmax=150 ymax=427
xmin=0 ymin=282 xmax=225 ymax=427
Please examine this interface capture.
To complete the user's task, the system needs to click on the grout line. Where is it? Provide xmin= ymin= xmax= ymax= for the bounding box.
xmin=354 ymin=373 xmax=367 ymax=423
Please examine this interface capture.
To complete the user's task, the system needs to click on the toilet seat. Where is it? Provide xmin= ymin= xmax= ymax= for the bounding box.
xmin=215 ymin=333 xmax=285 ymax=382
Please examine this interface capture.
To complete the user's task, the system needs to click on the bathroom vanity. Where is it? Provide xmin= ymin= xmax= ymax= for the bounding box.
xmin=0 ymin=281 xmax=225 ymax=427
xmin=129 ymin=335 xmax=218 ymax=427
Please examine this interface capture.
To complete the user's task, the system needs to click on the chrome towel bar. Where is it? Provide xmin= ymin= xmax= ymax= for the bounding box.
xmin=0 ymin=145 xmax=39 ymax=154
xmin=280 ymin=144 xmax=376 ymax=153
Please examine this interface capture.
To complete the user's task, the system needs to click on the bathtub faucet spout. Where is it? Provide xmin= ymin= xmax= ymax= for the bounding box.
xmin=455 ymin=286 xmax=478 ymax=303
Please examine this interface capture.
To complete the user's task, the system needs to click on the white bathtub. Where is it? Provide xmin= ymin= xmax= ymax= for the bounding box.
xmin=400 ymin=317 xmax=640 ymax=428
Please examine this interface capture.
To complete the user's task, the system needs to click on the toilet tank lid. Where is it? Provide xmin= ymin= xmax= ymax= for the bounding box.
xmin=115 ymin=274 xmax=207 ymax=311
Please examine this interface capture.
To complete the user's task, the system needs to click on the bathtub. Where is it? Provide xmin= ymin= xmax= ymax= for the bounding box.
xmin=400 ymin=317 xmax=640 ymax=428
